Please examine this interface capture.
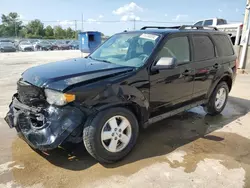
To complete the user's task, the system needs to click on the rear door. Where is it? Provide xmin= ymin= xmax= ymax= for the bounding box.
xmin=211 ymin=34 xmax=237 ymax=79
xmin=191 ymin=33 xmax=218 ymax=100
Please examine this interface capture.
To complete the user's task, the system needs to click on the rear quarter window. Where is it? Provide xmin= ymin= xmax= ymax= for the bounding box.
xmin=217 ymin=19 xmax=227 ymax=25
xmin=204 ymin=20 xmax=213 ymax=26
xmin=193 ymin=35 xmax=215 ymax=61
xmin=212 ymin=35 xmax=234 ymax=56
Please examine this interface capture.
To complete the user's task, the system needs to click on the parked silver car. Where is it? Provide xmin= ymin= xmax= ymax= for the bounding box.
xmin=33 ymin=41 xmax=53 ymax=51
xmin=0 ymin=42 xmax=16 ymax=52
xmin=19 ymin=41 xmax=34 ymax=51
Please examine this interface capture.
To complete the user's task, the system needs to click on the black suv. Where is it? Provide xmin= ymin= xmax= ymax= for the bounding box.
xmin=5 ymin=25 xmax=237 ymax=163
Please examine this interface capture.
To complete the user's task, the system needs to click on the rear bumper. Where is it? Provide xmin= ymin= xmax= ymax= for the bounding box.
xmin=59 ymin=46 xmax=69 ymax=50
xmin=4 ymin=96 xmax=85 ymax=150
xmin=23 ymin=47 xmax=34 ymax=51
xmin=1 ymin=48 xmax=16 ymax=52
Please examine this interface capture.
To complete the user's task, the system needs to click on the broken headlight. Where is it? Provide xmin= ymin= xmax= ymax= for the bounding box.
xmin=44 ymin=89 xmax=75 ymax=106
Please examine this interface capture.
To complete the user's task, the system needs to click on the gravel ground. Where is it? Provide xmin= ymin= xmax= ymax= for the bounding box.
xmin=0 ymin=51 xmax=250 ymax=188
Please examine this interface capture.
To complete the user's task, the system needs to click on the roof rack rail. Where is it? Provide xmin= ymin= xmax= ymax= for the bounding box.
xmin=140 ymin=26 xmax=180 ymax=30
xmin=140 ymin=25 xmax=218 ymax=31
xmin=179 ymin=25 xmax=218 ymax=31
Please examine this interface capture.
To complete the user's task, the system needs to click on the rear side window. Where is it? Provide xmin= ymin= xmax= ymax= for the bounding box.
xmin=193 ymin=35 xmax=215 ymax=61
xmin=158 ymin=36 xmax=190 ymax=63
xmin=217 ymin=19 xmax=227 ymax=25
xmin=194 ymin=21 xmax=203 ymax=26
xmin=204 ymin=20 xmax=213 ymax=26
xmin=212 ymin=35 xmax=234 ymax=56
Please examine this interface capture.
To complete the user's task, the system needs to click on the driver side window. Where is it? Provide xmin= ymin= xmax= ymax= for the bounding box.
xmin=157 ymin=36 xmax=190 ymax=64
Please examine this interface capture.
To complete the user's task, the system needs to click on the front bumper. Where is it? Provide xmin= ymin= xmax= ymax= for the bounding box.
xmin=4 ymin=96 xmax=85 ymax=151
xmin=22 ymin=47 xmax=34 ymax=51
xmin=1 ymin=48 xmax=16 ymax=52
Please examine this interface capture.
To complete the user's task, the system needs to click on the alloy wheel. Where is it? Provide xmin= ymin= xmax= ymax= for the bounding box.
xmin=215 ymin=87 xmax=226 ymax=110
xmin=101 ymin=115 xmax=132 ymax=153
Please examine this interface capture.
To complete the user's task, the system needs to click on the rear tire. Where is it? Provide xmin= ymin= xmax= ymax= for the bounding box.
xmin=83 ymin=107 xmax=139 ymax=163
xmin=204 ymin=81 xmax=229 ymax=116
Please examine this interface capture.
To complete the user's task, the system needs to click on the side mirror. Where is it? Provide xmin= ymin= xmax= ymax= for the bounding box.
xmin=152 ymin=57 xmax=177 ymax=71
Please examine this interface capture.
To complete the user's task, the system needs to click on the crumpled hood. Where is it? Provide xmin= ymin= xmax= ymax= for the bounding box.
xmin=22 ymin=58 xmax=134 ymax=91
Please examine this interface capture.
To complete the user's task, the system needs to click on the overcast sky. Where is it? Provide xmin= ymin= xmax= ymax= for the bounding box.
xmin=0 ymin=0 xmax=246 ymax=35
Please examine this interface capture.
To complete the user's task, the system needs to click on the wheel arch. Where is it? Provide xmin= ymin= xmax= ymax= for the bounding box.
xmin=207 ymin=73 xmax=233 ymax=100
xmin=220 ymin=75 xmax=232 ymax=91
xmin=95 ymin=102 xmax=148 ymax=128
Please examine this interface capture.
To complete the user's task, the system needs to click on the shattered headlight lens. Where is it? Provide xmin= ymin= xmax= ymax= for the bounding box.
xmin=44 ymin=89 xmax=75 ymax=106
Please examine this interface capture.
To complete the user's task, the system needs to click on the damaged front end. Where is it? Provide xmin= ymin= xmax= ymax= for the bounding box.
xmin=4 ymin=80 xmax=85 ymax=151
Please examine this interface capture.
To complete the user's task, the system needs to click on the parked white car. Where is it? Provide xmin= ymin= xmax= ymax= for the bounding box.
xmin=194 ymin=18 xmax=227 ymax=27
xmin=194 ymin=18 xmax=243 ymax=45
xmin=19 ymin=41 xmax=34 ymax=51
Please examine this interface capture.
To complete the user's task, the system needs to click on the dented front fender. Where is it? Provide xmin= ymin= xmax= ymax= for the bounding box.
xmin=73 ymin=69 xmax=151 ymax=124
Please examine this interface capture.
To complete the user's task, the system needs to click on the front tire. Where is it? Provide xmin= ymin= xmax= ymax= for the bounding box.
xmin=204 ymin=81 xmax=229 ymax=116
xmin=83 ymin=107 xmax=139 ymax=163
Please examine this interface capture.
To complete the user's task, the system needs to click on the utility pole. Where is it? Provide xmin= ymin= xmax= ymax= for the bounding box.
xmin=133 ymin=19 xmax=136 ymax=30
xmin=81 ymin=13 xmax=84 ymax=31
xmin=14 ymin=20 xmax=17 ymax=38
xmin=243 ymin=0 xmax=250 ymax=33
xmin=240 ymin=0 xmax=250 ymax=70
xmin=74 ymin=20 xmax=77 ymax=39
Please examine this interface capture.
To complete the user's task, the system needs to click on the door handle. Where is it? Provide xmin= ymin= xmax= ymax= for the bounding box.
xmin=213 ymin=63 xmax=219 ymax=69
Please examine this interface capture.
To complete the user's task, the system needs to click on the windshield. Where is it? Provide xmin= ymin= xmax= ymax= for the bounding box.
xmin=57 ymin=41 xmax=65 ymax=44
xmin=70 ymin=41 xmax=78 ymax=44
xmin=0 ymin=40 xmax=12 ymax=43
xmin=0 ymin=42 xmax=13 ymax=46
xmin=90 ymin=32 xmax=160 ymax=68
xmin=20 ymin=42 xmax=31 ymax=45
xmin=40 ymin=41 xmax=50 ymax=45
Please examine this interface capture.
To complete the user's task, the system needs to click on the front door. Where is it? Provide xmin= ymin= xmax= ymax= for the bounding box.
xmin=150 ymin=34 xmax=194 ymax=117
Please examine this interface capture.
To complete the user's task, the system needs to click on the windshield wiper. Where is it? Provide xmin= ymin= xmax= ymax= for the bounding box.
xmin=99 ymin=59 xmax=112 ymax=64
xmin=87 ymin=56 xmax=94 ymax=60
xmin=88 ymin=56 xmax=112 ymax=64
xmin=88 ymin=56 xmax=99 ymax=61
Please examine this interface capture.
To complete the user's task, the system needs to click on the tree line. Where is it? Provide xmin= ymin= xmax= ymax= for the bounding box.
xmin=0 ymin=12 xmax=78 ymax=39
